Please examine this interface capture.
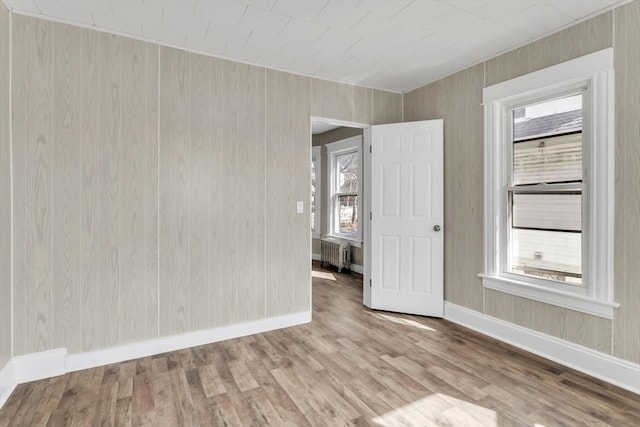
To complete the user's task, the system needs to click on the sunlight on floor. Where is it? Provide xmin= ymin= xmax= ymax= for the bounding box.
xmin=312 ymin=270 xmax=336 ymax=281
xmin=372 ymin=393 xmax=497 ymax=426
xmin=368 ymin=311 xmax=437 ymax=332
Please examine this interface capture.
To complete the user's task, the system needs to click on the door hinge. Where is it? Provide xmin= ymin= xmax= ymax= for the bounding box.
xmin=370 ymin=212 xmax=372 ymax=220
xmin=369 ymin=279 xmax=372 ymax=288
xmin=369 ymin=145 xmax=372 ymax=153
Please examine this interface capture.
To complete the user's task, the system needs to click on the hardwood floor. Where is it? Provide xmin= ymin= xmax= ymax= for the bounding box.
xmin=1 ymin=261 xmax=639 ymax=426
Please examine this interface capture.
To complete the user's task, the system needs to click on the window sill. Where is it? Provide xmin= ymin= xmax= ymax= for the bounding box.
xmin=479 ymin=273 xmax=619 ymax=319
xmin=328 ymin=235 xmax=362 ymax=248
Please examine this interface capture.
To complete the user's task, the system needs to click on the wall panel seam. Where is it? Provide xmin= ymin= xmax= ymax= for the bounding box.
xmin=156 ymin=43 xmax=160 ymax=338
xmin=263 ymin=68 xmax=267 ymax=318
xmin=49 ymin=20 xmax=55 ymax=352
xmin=9 ymin=8 xmax=14 ymax=359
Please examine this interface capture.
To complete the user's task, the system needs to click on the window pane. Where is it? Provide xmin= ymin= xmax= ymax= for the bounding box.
xmin=513 ymin=94 xmax=582 ymax=141
xmin=512 ymin=193 xmax=581 ymax=231
xmin=338 ymin=195 xmax=357 ymax=235
xmin=510 ymin=94 xmax=583 ymax=286
xmin=336 ymin=152 xmax=358 ymax=193
xmin=510 ymin=228 xmax=582 ymax=285
xmin=513 ymin=133 xmax=582 ymax=185
xmin=512 ymin=94 xmax=582 ymax=186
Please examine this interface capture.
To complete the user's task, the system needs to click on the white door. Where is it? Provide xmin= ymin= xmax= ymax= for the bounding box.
xmin=369 ymin=120 xmax=444 ymax=317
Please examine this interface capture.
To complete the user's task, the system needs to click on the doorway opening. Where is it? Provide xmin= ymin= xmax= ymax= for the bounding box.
xmin=310 ymin=118 xmax=369 ymax=299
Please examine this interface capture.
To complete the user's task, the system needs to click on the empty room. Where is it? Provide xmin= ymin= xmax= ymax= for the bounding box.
xmin=0 ymin=0 xmax=639 ymax=425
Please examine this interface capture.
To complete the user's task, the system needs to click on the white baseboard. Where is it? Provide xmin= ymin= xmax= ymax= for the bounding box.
xmin=66 ymin=310 xmax=311 ymax=373
xmin=0 ymin=348 xmax=67 ymax=408
xmin=312 ymin=253 xmax=321 ymax=261
xmin=444 ymin=302 xmax=640 ymax=395
xmin=0 ymin=311 xmax=311 ymax=408
xmin=0 ymin=359 xmax=16 ymax=409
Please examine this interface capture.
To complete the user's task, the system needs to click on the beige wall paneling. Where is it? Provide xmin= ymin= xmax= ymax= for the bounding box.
xmin=11 ymin=12 xmax=25 ymax=356
xmin=310 ymin=79 xmax=371 ymax=125
xmin=614 ymin=0 xmax=640 ymax=364
xmin=12 ymin=15 xmax=54 ymax=355
xmin=96 ymin=32 xmax=123 ymax=349
xmin=485 ymin=12 xmax=613 ymax=86
xmin=266 ymin=70 xmax=310 ymax=317
xmin=79 ymin=28 xmax=99 ymax=352
xmin=187 ymin=52 xmax=211 ymax=332
xmin=485 ymin=290 xmax=612 ymax=354
xmin=403 ymin=84 xmax=438 ymax=123
xmin=159 ymin=50 xmax=267 ymax=333
xmin=159 ymin=46 xmax=191 ymax=336
xmin=312 ymin=239 xmax=320 ymax=255
xmin=117 ymin=37 xmax=159 ymax=345
xmin=0 ymin=3 xmax=11 ymax=367
xmin=371 ymin=89 xmax=402 ymax=125
xmin=312 ymin=127 xmax=363 ymax=147
xmin=51 ymin=22 xmax=82 ymax=351
xmin=403 ymin=65 xmax=485 ymax=312
xmin=13 ymin=16 xmax=159 ymax=354
xmin=209 ymin=57 xmax=232 ymax=328
xmin=222 ymin=61 xmax=266 ymax=324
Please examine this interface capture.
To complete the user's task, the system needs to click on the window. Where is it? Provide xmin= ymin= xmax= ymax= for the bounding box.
xmin=326 ymin=136 xmax=362 ymax=244
xmin=311 ymin=146 xmax=321 ymax=238
xmin=509 ymin=93 xmax=584 ymax=286
xmin=481 ymin=49 xmax=617 ymax=318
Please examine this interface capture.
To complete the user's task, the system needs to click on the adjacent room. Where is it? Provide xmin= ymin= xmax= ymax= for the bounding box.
xmin=0 ymin=0 xmax=639 ymax=425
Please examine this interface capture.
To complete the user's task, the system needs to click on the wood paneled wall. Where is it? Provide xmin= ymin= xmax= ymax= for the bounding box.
xmin=404 ymin=7 xmax=640 ymax=363
xmin=0 ymin=3 xmax=11 ymax=369
xmin=4 ymin=13 xmax=402 ymax=360
xmin=159 ymin=49 xmax=268 ymax=333
xmin=613 ymin=0 xmax=640 ymax=364
xmin=12 ymin=15 xmax=159 ymax=355
xmin=266 ymin=70 xmax=310 ymax=317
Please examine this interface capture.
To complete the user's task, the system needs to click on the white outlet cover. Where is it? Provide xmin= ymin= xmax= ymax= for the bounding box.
xmin=296 ymin=201 xmax=304 ymax=213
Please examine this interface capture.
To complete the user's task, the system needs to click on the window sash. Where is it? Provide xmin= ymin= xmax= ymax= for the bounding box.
xmin=326 ymin=136 xmax=362 ymax=242
xmin=503 ymin=91 xmax=588 ymax=293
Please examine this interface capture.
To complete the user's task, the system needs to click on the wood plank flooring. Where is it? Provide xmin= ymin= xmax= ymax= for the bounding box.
xmin=1 ymin=261 xmax=639 ymax=426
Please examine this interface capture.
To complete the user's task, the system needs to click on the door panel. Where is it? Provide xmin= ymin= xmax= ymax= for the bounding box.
xmin=370 ymin=120 xmax=444 ymax=317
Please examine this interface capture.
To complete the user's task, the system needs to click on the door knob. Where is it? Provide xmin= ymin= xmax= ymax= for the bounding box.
xmin=433 ymin=225 xmax=441 ymax=232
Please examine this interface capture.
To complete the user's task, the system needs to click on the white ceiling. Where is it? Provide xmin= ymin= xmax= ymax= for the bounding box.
xmin=2 ymin=0 xmax=627 ymax=93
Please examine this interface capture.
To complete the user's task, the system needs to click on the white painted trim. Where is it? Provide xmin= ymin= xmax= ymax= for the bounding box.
xmin=311 ymin=145 xmax=322 ymax=238
xmin=480 ymin=274 xmax=618 ymax=319
xmin=350 ymin=263 xmax=363 ymax=274
xmin=65 ymin=311 xmax=310 ymax=373
xmin=0 ymin=311 xmax=310 ymax=409
xmin=12 ymin=348 xmax=66 ymax=383
xmin=326 ymin=135 xmax=363 ymax=243
xmin=0 ymin=359 xmax=15 ymax=409
xmin=1 ymin=348 xmax=68 ymax=407
xmin=481 ymin=48 xmax=616 ymax=315
xmin=363 ymin=127 xmax=372 ymax=308
xmin=444 ymin=302 xmax=640 ymax=395
xmin=312 ymin=253 xmax=321 ymax=261
xmin=483 ymin=49 xmax=613 ymax=102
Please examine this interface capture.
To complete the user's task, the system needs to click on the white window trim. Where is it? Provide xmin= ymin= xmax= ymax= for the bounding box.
xmin=311 ymin=146 xmax=322 ymax=239
xmin=481 ymin=48 xmax=618 ymax=319
xmin=326 ymin=135 xmax=363 ymax=245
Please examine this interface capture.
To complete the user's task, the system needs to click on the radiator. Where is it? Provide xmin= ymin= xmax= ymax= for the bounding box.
xmin=320 ymin=238 xmax=351 ymax=273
